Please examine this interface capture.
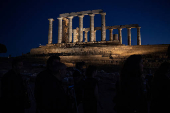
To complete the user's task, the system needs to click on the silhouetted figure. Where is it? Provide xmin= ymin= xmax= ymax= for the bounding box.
xmin=114 ymin=55 xmax=147 ymax=113
xmin=83 ymin=65 xmax=99 ymax=113
xmin=73 ymin=62 xmax=85 ymax=106
xmin=150 ymin=62 xmax=170 ymax=113
xmin=34 ymin=56 xmax=68 ymax=113
xmin=145 ymin=69 xmax=153 ymax=100
xmin=1 ymin=58 xmax=30 ymax=113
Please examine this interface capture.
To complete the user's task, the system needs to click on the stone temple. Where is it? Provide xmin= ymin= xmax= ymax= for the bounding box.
xmin=30 ymin=9 xmax=169 ymax=69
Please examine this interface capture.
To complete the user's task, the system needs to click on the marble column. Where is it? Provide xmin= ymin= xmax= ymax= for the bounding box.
xmin=113 ymin=34 xmax=118 ymax=40
xmin=89 ymin=13 xmax=95 ymax=42
xmin=118 ymin=28 xmax=122 ymax=44
xmin=48 ymin=18 xmax=54 ymax=44
xmin=57 ymin=17 xmax=63 ymax=43
xmin=84 ymin=31 xmax=88 ymax=42
xmin=78 ymin=15 xmax=84 ymax=42
xmin=68 ymin=16 xmax=73 ymax=43
xmin=73 ymin=29 xmax=77 ymax=43
xmin=127 ymin=28 xmax=131 ymax=45
xmin=101 ymin=12 xmax=106 ymax=41
xmin=94 ymin=30 xmax=96 ymax=41
xmin=109 ymin=29 xmax=113 ymax=41
xmin=137 ymin=27 xmax=141 ymax=45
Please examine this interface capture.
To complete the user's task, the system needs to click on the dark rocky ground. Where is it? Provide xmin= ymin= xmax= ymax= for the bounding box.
xmin=0 ymin=57 xmax=154 ymax=113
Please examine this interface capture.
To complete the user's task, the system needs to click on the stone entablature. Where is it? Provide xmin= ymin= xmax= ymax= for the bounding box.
xmin=59 ymin=9 xmax=103 ymax=17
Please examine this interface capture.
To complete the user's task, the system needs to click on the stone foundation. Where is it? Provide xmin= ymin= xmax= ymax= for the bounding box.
xmin=29 ymin=44 xmax=170 ymax=68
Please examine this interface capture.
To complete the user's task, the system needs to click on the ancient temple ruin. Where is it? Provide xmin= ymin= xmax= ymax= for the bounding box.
xmin=47 ymin=9 xmax=141 ymax=46
xmin=30 ymin=9 xmax=169 ymax=68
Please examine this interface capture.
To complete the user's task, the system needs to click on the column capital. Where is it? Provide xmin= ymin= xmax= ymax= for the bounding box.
xmin=68 ymin=16 xmax=74 ymax=19
xmin=78 ymin=14 xmax=84 ymax=18
xmin=127 ymin=27 xmax=131 ymax=29
xmin=100 ymin=12 xmax=106 ymax=15
xmin=84 ymin=30 xmax=88 ymax=33
xmin=137 ymin=27 xmax=141 ymax=29
xmin=48 ymin=18 xmax=54 ymax=21
xmin=109 ymin=28 xmax=113 ymax=30
xmin=57 ymin=17 xmax=63 ymax=20
xmin=118 ymin=28 xmax=122 ymax=30
xmin=89 ymin=13 xmax=95 ymax=16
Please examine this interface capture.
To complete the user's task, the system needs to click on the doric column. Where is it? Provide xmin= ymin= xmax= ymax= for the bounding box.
xmin=137 ymin=27 xmax=141 ymax=45
xmin=94 ymin=30 xmax=96 ymax=41
xmin=118 ymin=28 xmax=122 ymax=44
xmin=127 ymin=28 xmax=131 ymax=45
xmin=78 ymin=15 xmax=84 ymax=42
xmin=109 ymin=29 xmax=113 ymax=41
xmin=113 ymin=34 xmax=118 ymax=40
xmin=101 ymin=12 xmax=106 ymax=41
xmin=68 ymin=16 xmax=73 ymax=43
xmin=84 ymin=31 xmax=88 ymax=42
xmin=73 ymin=29 xmax=77 ymax=43
xmin=48 ymin=18 xmax=54 ymax=44
xmin=89 ymin=13 xmax=95 ymax=42
xmin=57 ymin=17 xmax=63 ymax=43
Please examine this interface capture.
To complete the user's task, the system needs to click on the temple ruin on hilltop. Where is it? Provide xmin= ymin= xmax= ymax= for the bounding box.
xmin=30 ymin=9 xmax=169 ymax=68
xmin=47 ymin=9 xmax=141 ymax=47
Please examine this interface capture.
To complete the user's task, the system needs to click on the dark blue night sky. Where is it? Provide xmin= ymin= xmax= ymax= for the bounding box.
xmin=0 ymin=0 xmax=170 ymax=57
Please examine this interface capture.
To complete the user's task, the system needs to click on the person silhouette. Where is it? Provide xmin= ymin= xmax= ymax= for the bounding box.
xmin=34 ymin=56 xmax=68 ymax=113
xmin=1 ymin=58 xmax=30 ymax=113
xmin=114 ymin=55 xmax=147 ymax=113
xmin=82 ymin=65 xmax=100 ymax=113
xmin=73 ymin=62 xmax=85 ymax=106
xmin=150 ymin=62 xmax=170 ymax=113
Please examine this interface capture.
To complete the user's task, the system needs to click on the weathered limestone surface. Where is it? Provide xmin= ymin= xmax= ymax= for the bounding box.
xmin=94 ymin=30 xmax=96 ymax=41
xmin=89 ymin=13 xmax=95 ymax=42
xmin=113 ymin=34 xmax=118 ymax=40
xmin=59 ymin=9 xmax=103 ymax=17
xmin=57 ymin=17 xmax=63 ymax=43
xmin=137 ymin=27 xmax=141 ymax=45
xmin=68 ymin=16 xmax=73 ymax=43
xmin=73 ymin=29 xmax=77 ymax=43
xmin=84 ymin=24 xmax=140 ymax=31
xmin=31 ymin=44 xmax=169 ymax=56
xmin=109 ymin=29 xmax=113 ymax=41
xmin=78 ymin=15 xmax=84 ymax=42
xmin=118 ymin=28 xmax=122 ymax=44
xmin=127 ymin=28 xmax=131 ymax=45
xmin=62 ymin=18 xmax=69 ymax=43
xmin=48 ymin=18 xmax=54 ymax=44
xmin=84 ymin=31 xmax=88 ymax=42
xmin=30 ymin=44 xmax=169 ymax=67
xmin=101 ymin=12 xmax=106 ymax=41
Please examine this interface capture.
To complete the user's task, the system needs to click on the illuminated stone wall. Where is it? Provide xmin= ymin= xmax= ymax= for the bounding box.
xmin=30 ymin=44 xmax=169 ymax=68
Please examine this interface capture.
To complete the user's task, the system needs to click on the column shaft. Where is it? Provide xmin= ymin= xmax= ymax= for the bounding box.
xmin=118 ymin=28 xmax=122 ymax=44
xmin=94 ymin=30 xmax=96 ymax=41
xmin=89 ymin=14 xmax=95 ymax=42
xmin=127 ymin=28 xmax=131 ymax=45
xmin=84 ymin=31 xmax=88 ymax=42
xmin=101 ymin=12 xmax=106 ymax=41
xmin=73 ymin=29 xmax=77 ymax=43
xmin=109 ymin=29 xmax=113 ymax=41
xmin=79 ymin=15 xmax=84 ymax=42
xmin=57 ymin=17 xmax=63 ymax=43
xmin=137 ymin=27 xmax=141 ymax=45
xmin=68 ymin=16 xmax=73 ymax=43
xmin=48 ymin=18 xmax=54 ymax=44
